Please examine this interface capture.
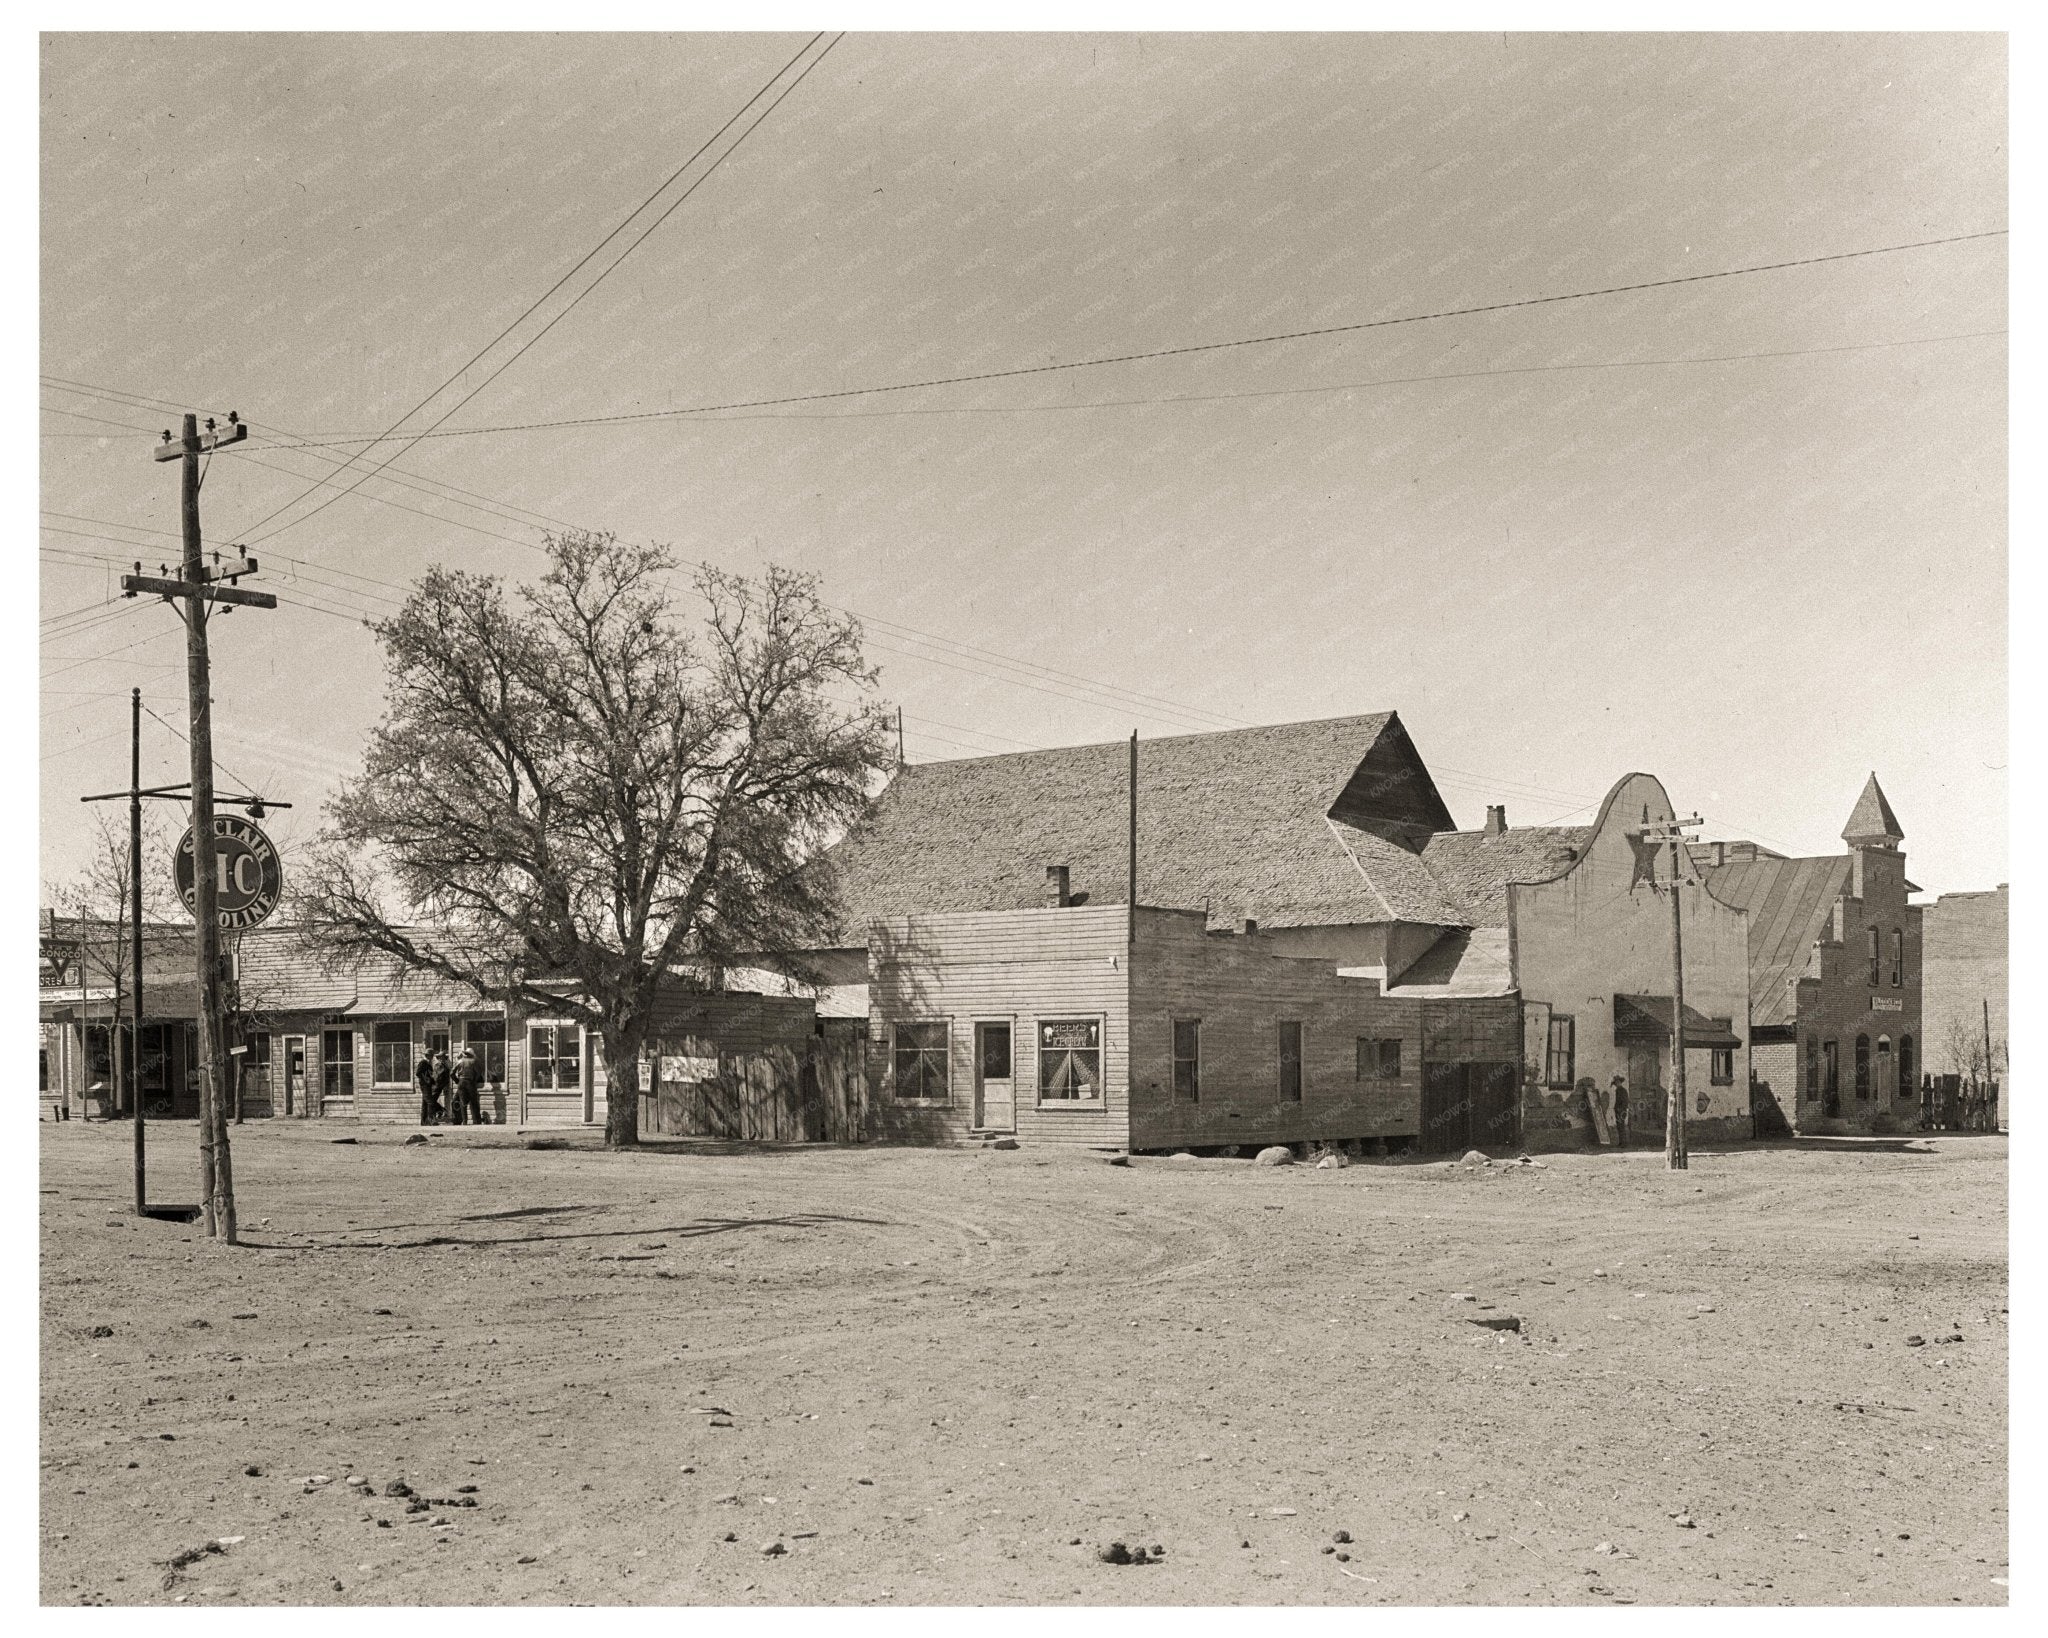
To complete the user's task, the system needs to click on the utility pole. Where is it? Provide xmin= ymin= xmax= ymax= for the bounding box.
xmin=123 ymin=412 xmax=273 ymax=1242
xmin=1127 ymin=730 xmax=1138 ymax=916
xmin=129 ymin=687 xmax=144 ymax=1213
xmin=1640 ymin=812 xmax=1703 ymax=1171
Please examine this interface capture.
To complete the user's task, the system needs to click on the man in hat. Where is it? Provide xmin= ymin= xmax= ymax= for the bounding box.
xmin=451 ymin=1045 xmax=484 ymax=1127
xmin=415 ymin=1045 xmax=443 ymax=1126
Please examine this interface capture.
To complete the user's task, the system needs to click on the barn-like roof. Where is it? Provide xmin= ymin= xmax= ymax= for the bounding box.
xmin=824 ymin=712 xmax=1470 ymax=935
xmin=1699 ymin=854 xmax=1852 ymax=1027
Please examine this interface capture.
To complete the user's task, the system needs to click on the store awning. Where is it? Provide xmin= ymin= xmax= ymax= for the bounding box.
xmin=344 ymin=974 xmax=494 ymax=1016
xmin=39 ymin=979 xmax=203 ymax=1022
xmin=1613 ymin=994 xmax=1740 ymax=1048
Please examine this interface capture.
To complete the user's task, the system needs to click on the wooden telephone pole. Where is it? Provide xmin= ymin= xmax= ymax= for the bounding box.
xmin=122 ymin=412 xmax=275 ymax=1242
xmin=1640 ymin=812 xmax=1704 ymax=1171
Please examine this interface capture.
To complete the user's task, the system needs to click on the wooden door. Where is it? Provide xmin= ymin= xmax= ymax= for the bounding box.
xmin=1625 ymin=1043 xmax=1662 ymax=1142
xmin=974 ymin=1021 xmax=1015 ymax=1133
xmin=281 ymin=1035 xmax=305 ymax=1116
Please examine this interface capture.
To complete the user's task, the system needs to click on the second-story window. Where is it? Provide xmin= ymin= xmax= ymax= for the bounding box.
xmin=1891 ymin=928 xmax=1904 ymax=988
xmin=1867 ymin=927 xmax=1881 ymax=987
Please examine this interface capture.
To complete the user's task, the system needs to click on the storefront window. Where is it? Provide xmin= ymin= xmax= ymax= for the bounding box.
xmin=1039 ymin=1019 xmax=1101 ymax=1102
xmin=528 ymin=1022 xmax=581 ymax=1090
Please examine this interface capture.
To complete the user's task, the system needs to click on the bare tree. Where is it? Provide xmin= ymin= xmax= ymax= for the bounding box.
xmin=49 ymin=809 xmax=186 ymax=1112
xmin=299 ymin=531 xmax=893 ymax=1146
xmin=1939 ymin=1009 xmax=1986 ymax=1081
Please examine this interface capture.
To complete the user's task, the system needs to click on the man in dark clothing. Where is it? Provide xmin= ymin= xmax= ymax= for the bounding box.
xmin=451 ymin=1046 xmax=483 ymax=1127
xmin=416 ymin=1049 xmax=442 ymax=1126
xmin=431 ymin=1049 xmax=452 ymax=1126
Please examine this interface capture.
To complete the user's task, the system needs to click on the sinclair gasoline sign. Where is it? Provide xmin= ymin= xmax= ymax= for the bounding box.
xmin=174 ymin=815 xmax=284 ymax=929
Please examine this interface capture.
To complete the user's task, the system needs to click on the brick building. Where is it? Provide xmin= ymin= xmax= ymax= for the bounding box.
xmin=1920 ymin=883 xmax=2006 ymax=1095
xmin=1697 ymin=775 xmax=1923 ymax=1135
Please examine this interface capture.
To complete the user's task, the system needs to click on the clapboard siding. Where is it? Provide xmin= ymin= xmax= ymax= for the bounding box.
xmin=1128 ymin=907 xmax=1424 ymax=1150
xmin=867 ymin=907 xmax=1130 ymax=1148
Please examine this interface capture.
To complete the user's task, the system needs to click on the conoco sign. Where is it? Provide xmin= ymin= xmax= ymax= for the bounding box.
xmin=174 ymin=815 xmax=284 ymax=930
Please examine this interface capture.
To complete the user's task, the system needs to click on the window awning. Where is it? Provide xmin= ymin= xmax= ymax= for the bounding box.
xmin=1613 ymin=994 xmax=1740 ymax=1048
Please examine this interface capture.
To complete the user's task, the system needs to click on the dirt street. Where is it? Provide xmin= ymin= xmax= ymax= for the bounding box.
xmin=39 ymin=1121 xmax=2008 ymax=1606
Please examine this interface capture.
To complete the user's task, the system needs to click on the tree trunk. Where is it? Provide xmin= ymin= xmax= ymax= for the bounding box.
xmin=603 ymin=1019 xmax=644 ymax=1148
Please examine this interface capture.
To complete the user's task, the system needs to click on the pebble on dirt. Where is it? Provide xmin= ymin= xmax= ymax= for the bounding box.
xmin=88 ymin=1325 xmax=113 ymax=1339
xmin=1315 ymin=1151 xmax=1350 ymax=1169
xmin=1254 ymin=1146 xmax=1293 ymax=1166
xmin=760 ymin=1540 xmax=788 ymax=1557
xmin=1334 ymin=1530 xmax=1352 ymax=1543
xmin=1097 ymin=1542 xmax=1132 ymax=1564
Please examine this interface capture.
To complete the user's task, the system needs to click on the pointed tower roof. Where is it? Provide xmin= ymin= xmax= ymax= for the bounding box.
xmin=1842 ymin=773 xmax=1903 ymax=849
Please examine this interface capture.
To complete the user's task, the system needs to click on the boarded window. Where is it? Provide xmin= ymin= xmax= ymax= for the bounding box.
xmin=1805 ymin=1036 xmax=1820 ymax=1102
xmin=1854 ymin=1034 xmax=1871 ymax=1099
xmin=1898 ymin=1034 xmax=1915 ymax=1098
xmin=1172 ymin=1019 xmax=1200 ymax=1102
xmin=1039 ymin=1019 xmax=1101 ymax=1102
xmin=1544 ymin=1016 xmax=1575 ymax=1088
xmin=1357 ymin=1037 xmax=1401 ymax=1081
xmin=893 ymin=1021 xmax=949 ymax=1100
xmin=322 ymin=1029 xmax=355 ymax=1099
xmin=1890 ymin=929 xmax=1904 ymax=988
xmin=1822 ymin=1040 xmax=1839 ymax=1098
xmin=371 ymin=1020 xmax=412 ymax=1086
xmin=528 ymin=1023 xmax=581 ymax=1091
xmin=466 ymin=1017 xmax=507 ymax=1085
xmin=1278 ymin=1021 xmax=1303 ymax=1102
xmin=1710 ymin=1045 xmax=1734 ymax=1085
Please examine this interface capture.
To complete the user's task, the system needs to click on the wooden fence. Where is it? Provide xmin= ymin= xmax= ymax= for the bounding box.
xmin=1919 ymin=1073 xmax=2002 ymax=1133
xmin=637 ymin=1034 xmax=873 ymax=1144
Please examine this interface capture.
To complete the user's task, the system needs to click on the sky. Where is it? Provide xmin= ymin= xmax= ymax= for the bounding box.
xmin=37 ymin=31 xmax=2008 ymax=903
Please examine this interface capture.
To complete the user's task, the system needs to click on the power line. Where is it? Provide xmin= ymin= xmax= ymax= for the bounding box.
xmin=266 ymin=326 xmax=1997 ymax=434
xmin=237 ymin=228 xmax=2008 ymax=449
xmin=236 ymin=33 xmax=842 ymax=549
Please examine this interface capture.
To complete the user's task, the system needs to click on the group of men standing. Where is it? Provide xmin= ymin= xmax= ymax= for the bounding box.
xmin=416 ymin=1045 xmax=487 ymax=1125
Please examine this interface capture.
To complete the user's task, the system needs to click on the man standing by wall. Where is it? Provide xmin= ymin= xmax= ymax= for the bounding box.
xmin=416 ymin=1045 xmax=442 ymax=1126
xmin=451 ymin=1046 xmax=483 ymax=1126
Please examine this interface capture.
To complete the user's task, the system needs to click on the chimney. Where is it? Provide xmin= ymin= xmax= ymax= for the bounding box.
xmin=1711 ymin=841 xmax=1726 ymax=867
xmin=1483 ymin=804 xmax=1507 ymax=835
xmin=1044 ymin=864 xmax=1070 ymax=909
xmin=1237 ymin=916 xmax=1259 ymax=936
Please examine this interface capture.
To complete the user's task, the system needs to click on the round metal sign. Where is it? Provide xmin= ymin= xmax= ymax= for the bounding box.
xmin=174 ymin=815 xmax=284 ymax=930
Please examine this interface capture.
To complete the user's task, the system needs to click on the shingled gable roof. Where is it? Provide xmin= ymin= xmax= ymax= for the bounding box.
xmin=1419 ymin=825 xmax=1597 ymax=928
xmin=822 ymin=711 xmax=1470 ymax=936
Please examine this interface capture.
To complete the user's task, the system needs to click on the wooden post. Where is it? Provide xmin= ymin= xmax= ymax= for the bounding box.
xmin=1665 ymin=833 xmax=1689 ymax=1170
xmin=130 ymin=686 xmax=146 ymax=1213
xmin=133 ymin=412 xmax=267 ymax=1240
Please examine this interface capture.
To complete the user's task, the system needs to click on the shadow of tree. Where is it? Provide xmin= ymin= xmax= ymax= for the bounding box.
xmin=239 ymin=1210 xmax=888 ymax=1253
